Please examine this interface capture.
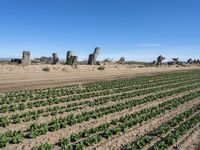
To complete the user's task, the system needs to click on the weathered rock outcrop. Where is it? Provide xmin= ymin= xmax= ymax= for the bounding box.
xmin=88 ymin=47 xmax=100 ymax=65
xmin=22 ymin=51 xmax=31 ymax=66
xmin=118 ymin=57 xmax=125 ymax=64
xmin=52 ymin=53 xmax=59 ymax=64
xmin=157 ymin=55 xmax=165 ymax=66
xmin=66 ymin=51 xmax=78 ymax=68
xmin=172 ymin=57 xmax=179 ymax=64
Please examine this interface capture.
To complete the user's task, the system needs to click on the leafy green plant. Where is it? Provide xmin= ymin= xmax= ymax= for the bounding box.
xmin=70 ymin=133 xmax=80 ymax=142
xmin=0 ymin=134 xmax=9 ymax=148
xmin=0 ymin=116 xmax=9 ymax=127
xmin=32 ymin=143 xmax=53 ymax=150
xmin=10 ymin=131 xmax=24 ymax=144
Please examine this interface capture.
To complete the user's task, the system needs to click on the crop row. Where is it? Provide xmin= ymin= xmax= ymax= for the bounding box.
xmin=150 ymin=111 xmax=200 ymax=150
xmin=32 ymin=90 xmax=200 ymax=150
xmin=1 ymin=80 xmax=199 ymax=127
xmin=1 ymin=76 xmax=199 ymax=114
xmin=1 ymin=73 xmax=195 ymax=105
xmin=123 ymin=104 xmax=200 ymax=149
xmin=0 ymin=74 xmax=199 ymax=113
xmin=0 ymin=70 xmax=187 ymax=96
xmin=1 ymin=71 xmax=198 ymax=105
xmin=1 ymin=70 xmax=199 ymax=104
xmin=1 ymin=77 xmax=196 ymax=127
xmin=1 ymin=88 xmax=199 ymax=149
xmin=82 ymin=70 xmax=200 ymax=90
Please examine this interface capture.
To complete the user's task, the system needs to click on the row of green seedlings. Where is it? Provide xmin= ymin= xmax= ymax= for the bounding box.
xmin=1 ymin=80 xmax=199 ymax=128
xmin=1 ymin=75 xmax=199 ymax=114
xmin=0 ymin=84 xmax=81 ymax=104
xmin=150 ymin=111 xmax=200 ymax=150
xmin=1 ymin=82 xmax=200 ymax=129
xmin=2 ymin=75 xmax=198 ymax=117
xmin=32 ymin=90 xmax=200 ymax=150
xmin=83 ymin=70 xmax=200 ymax=90
xmin=1 ymin=70 xmax=199 ymax=105
xmin=0 ymin=72 xmax=194 ymax=105
xmin=2 ymin=72 xmax=191 ymax=106
xmin=123 ymin=104 xmax=200 ymax=150
xmin=1 ymin=70 xmax=189 ymax=100
xmin=0 ymin=78 xmax=191 ymax=127
xmin=1 ymin=87 xmax=200 ymax=149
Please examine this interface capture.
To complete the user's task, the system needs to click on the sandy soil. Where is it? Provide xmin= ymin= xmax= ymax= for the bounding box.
xmin=0 ymin=64 xmax=199 ymax=93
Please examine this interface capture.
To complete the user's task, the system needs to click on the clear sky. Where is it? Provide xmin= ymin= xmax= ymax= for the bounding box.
xmin=0 ymin=0 xmax=199 ymax=62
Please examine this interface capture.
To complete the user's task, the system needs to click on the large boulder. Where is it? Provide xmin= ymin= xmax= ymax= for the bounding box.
xmin=66 ymin=51 xmax=73 ymax=64
xmin=52 ymin=53 xmax=59 ymax=64
xmin=172 ymin=57 xmax=179 ymax=64
xmin=22 ymin=51 xmax=31 ymax=66
xmin=118 ymin=57 xmax=125 ymax=64
xmin=157 ymin=55 xmax=165 ymax=66
xmin=88 ymin=47 xmax=100 ymax=65
xmin=66 ymin=51 xmax=78 ymax=67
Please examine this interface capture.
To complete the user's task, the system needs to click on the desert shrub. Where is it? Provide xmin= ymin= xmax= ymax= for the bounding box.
xmin=138 ymin=65 xmax=145 ymax=68
xmin=42 ymin=67 xmax=50 ymax=72
xmin=97 ymin=66 xmax=105 ymax=70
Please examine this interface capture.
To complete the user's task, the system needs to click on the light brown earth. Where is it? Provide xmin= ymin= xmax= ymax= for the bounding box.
xmin=0 ymin=64 xmax=199 ymax=93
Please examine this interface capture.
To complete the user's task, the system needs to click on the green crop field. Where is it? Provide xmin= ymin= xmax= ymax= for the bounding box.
xmin=0 ymin=69 xmax=200 ymax=150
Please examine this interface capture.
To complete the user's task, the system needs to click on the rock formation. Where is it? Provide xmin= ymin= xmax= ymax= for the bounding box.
xmin=52 ymin=53 xmax=59 ymax=64
xmin=187 ymin=58 xmax=200 ymax=64
xmin=88 ymin=54 xmax=93 ymax=65
xmin=11 ymin=59 xmax=22 ymax=64
xmin=66 ymin=51 xmax=78 ymax=67
xmin=71 ymin=56 xmax=78 ymax=68
xmin=152 ymin=60 xmax=157 ymax=65
xmin=187 ymin=58 xmax=193 ymax=64
xmin=118 ymin=57 xmax=125 ymax=64
xmin=33 ymin=57 xmax=53 ymax=64
xmin=88 ymin=47 xmax=100 ymax=65
xmin=157 ymin=55 xmax=165 ymax=66
xmin=22 ymin=51 xmax=31 ymax=66
xmin=66 ymin=51 xmax=73 ymax=64
xmin=172 ymin=57 xmax=179 ymax=64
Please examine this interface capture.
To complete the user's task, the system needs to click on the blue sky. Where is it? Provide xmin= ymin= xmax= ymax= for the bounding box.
xmin=0 ymin=0 xmax=199 ymax=61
